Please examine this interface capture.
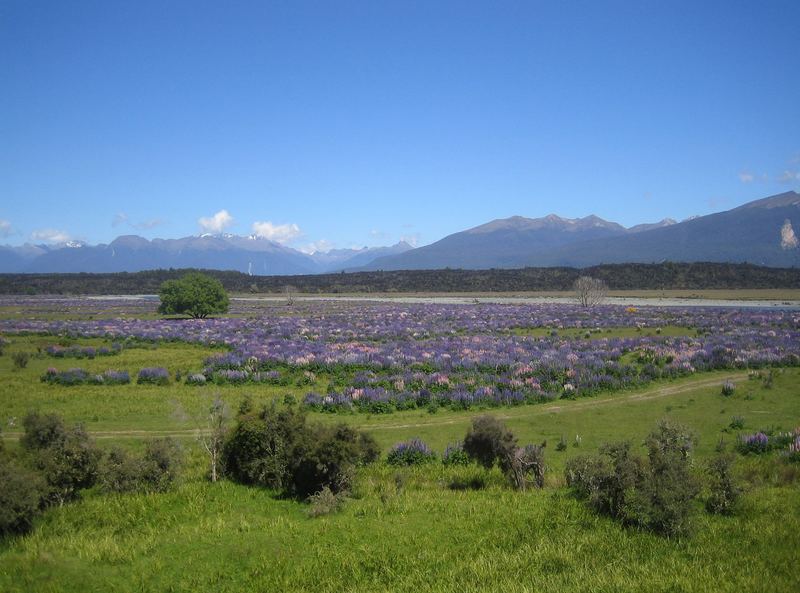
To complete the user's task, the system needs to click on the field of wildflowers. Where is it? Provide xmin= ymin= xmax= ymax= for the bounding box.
xmin=4 ymin=299 xmax=798 ymax=413
xmin=1 ymin=297 xmax=799 ymax=593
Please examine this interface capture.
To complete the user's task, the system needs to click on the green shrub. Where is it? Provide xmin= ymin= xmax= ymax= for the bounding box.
xmin=293 ymin=424 xmax=379 ymax=497
xmin=638 ymin=420 xmax=700 ymax=536
xmin=463 ymin=415 xmax=517 ymax=470
xmin=462 ymin=415 xmax=545 ymax=489
xmin=21 ymin=412 xmax=101 ymax=506
xmin=20 ymin=412 xmax=67 ymax=451
xmin=706 ymin=453 xmax=741 ymax=515
xmin=565 ymin=453 xmax=613 ymax=506
xmin=12 ymin=351 xmax=30 ymax=369
xmin=224 ymin=404 xmax=377 ymax=498
xmin=98 ymin=439 xmax=183 ymax=494
xmin=223 ymin=404 xmax=310 ymax=490
xmin=0 ymin=457 xmax=45 ymax=536
xmin=307 ymin=486 xmax=346 ymax=518
xmin=565 ymin=420 xmax=700 ymax=537
xmin=99 ymin=447 xmax=147 ymax=493
xmin=140 ymin=438 xmax=184 ymax=492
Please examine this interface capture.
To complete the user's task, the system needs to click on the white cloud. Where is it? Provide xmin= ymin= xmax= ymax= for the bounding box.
xmin=112 ymin=212 xmax=129 ymax=227
xmin=778 ymin=170 xmax=800 ymax=183
xmin=0 ymin=219 xmax=12 ymax=238
xmin=113 ymin=212 xmax=165 ymax=231
xmin=738 ymin=171 xmax=754 ymax=183
xmin=400 ymin=234 xmax=420 ymax=247
xmin=298 ymin=239 xmax=335 ymax=254
xmin=251 ymin=221 xmax=302 ymax=244
xmin=198 ymin=209 xmax=234 ymax=233
xmin=134 ymin=218 xmax=164 ymax=230
xmin=31 ymin=228 xmax=71 ymax=244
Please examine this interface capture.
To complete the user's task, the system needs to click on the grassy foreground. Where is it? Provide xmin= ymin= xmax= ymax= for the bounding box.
xmin=1 ymin=337 xmax=799 ymax=592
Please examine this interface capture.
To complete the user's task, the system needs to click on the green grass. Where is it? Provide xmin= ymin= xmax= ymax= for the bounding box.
xmin=2 ymin=336 xmax=800 ymax=591
xmin=0 ymin=460 xmax=798 ymax=593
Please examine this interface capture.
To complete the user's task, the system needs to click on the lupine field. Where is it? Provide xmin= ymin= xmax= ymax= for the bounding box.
xmin=1 ymin=295 xmax=799 ymax=592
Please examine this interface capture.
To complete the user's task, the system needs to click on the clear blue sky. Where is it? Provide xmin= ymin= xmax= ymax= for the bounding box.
xmin=2 ymin=0 xmax=799 ymax=252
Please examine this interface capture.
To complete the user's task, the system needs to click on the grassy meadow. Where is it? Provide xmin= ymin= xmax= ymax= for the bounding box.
xmin=1 ymin=309 xmax=799 ymax=592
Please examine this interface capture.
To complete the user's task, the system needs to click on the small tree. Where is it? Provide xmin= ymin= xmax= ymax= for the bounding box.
xmin=284 ymin=285 xmax=295 ymax=306
xmin=158 ymin=272 xmax=229 ymax=319
xmin=574 ymin=276 xmax=608 ymax=307
xmin=198 ymin=396 xmax=230 ymax=483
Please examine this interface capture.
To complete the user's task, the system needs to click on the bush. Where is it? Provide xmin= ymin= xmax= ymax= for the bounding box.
xmin=0 ymin=457 xmax=46 ymax=536
xmin=386 ymin=438 xmax=437 ymax=466
xmin=224 ymin=405 xmax=310 ymax=490
xmin=99 ymin=438 xmax=184 ymax=494
xmin=307 ymin=486 xmax=345 ymax=517
xmin=12 ymin=351 xmax=30 ymax=369
xmin=721 ymin=380 xmax=736 ymax=396
xmin=565 ymin=420 xmax=700 ymax=537
xmin=565 ymin=453 xmax=613 ymax=507
xmin=99 ymin=447 xmax=147 ymax=493
xmin=20 ymin=412 xmax=67 ymax=450
xmin=293 ymin=424 xmax=379 ymax=497
xmin=158 ymin=272 xmax=229 ymax=319
xmin=463 ymin=415 xmax=517 ymax=470
xmin=639 ymin=419 xmax=700 ymax=536
xmin=21 ymin=413 xmax=101 ymax=506
xmin=706 ymin=453 xmax=741 ymax=515
xmin=223 ymin=404 xmax=377 ymax=498
xmin=462 ymin=415 xmax=546 ymax=489
xmin=140 ymin=438 xmax=184 ymax=492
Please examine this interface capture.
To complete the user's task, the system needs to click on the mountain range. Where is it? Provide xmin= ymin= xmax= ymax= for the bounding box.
xmin=0 ymin=234 xmax=413 ymax=275
xmin=356 ymin=191 xmax=800 ymax=271
xmin=1 ymin=191 xmax=798 ymax=274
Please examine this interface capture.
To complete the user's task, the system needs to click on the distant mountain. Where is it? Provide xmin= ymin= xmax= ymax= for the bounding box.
xmin=355 ymin=213 xmax=632 ymax=270
xmin=3 ymin=191 xmax=799 ymax=274
xmin=3 ymin=234 xmax=409 ymax=275
xmin=537 ymin=191 xmax=800 ymax=268
xmin=310 ymin=241 xmax=413 ymax=271
xmin=360 ymin=191 xmax=800 ymax=270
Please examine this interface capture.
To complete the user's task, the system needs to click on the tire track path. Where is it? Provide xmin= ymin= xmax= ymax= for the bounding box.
xmin=1 ymin=372 xmax=747 ymax=440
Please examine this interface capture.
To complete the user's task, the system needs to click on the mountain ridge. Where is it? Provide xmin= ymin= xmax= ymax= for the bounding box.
xmin=2 ymin=191 xmax=798 ymax=273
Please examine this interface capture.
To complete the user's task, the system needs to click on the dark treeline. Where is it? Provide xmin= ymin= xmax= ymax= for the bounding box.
xmin=0 ymin=262 xmax=799 ymax=295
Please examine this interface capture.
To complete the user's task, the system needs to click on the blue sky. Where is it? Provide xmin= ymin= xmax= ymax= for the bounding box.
xmin=1 ymin=1 xmax=799 ymax=252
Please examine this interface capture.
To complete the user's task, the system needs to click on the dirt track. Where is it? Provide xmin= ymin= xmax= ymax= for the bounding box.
xmin=1 ymin=372 xmax=747 ymax=440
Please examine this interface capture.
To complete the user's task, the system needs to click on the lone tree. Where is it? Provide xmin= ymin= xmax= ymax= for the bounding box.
xmin=158 ymin=272 xmax=229 ymax=319
xmin=573 ymin=275 xmax=608 ymax=307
